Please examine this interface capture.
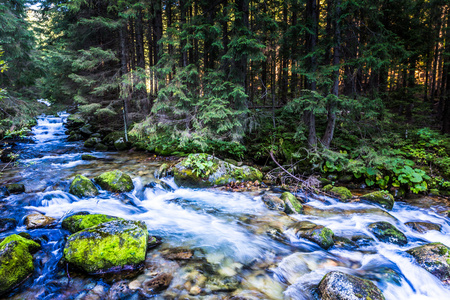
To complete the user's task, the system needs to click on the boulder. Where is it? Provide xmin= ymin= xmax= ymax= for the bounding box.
xmin=81 ymin=154 xmax=98 ymax=161
xmin=367 ymin=221 xmax=407 ymax=246
xmin=173 ymin=153 xmax=262 ymax=188
xmin=84 ymin=137 xmax=100 ymax=148
xmin=94 ymin=143 xmax=108 ymax=151
xmin=291 ymin=221 xmax=334 ymax=249
xmin=24 ymin=213 xmax=57 ymax=230
xmin=407 ymin=242 xmax=450 ymax=284
xmin=281 ymin=192 xmax=303 ymax=214
xmin=262 ymin=194 xmax=285 ymax=211
xmin=0 ymin=234 xmax=40 ymax=295
xmin=63 ymin=219 xmax=148 ymax=274
xmin=318 ymin=271 xmax=385 ymax=300
xmin=66 ymin=113 xmax=85 ymax=129
xmin=5 ymin=184 xmax=25 ymax=194
xmin=142 ymin=273 xmax=173 ymax=293
xmin=62 ymin=213 xmax=123 ymax=233
xmin=323 ymin=185 xmax=352 ymax=202
xmin=94 ymin=170 xmax=134 ymax=193
xmin=405 ymin=221 xmax=442 ymax=233
xmin=103 ymin=131 xmax=125 ymax=146
xmin=0 ymin=218 xmax=17 ymax=233
xmin=114 ymin=137 xmax=130 ymax=151
xmin=67 ymin=132 xmax=83 ymax=141
xmin=361 ymin=190 xmax=394 ymax=210
xmin=69 ymin=174 xmax=99 ymax=198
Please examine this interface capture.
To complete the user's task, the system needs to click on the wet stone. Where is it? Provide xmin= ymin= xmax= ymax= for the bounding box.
xmin=24 ymin=213 xmax=57 ymax=230
xmin=291 ymin=221 xmax=334 ymax=250
xmin=405 ymin=221 xmax=442 ymax=233
xmin=261 ymin=194 xmax=285 ymax=212
xmin=407 ymin=242 xmax=450 ymax=285
xmin=0 ymin=218 xmax=17 ymax=233
xmin=367 ymin=221 xmax=408 ymax=246
xmin=161 ymin=248 xmax=194 ymax=261
xmin=141 ymin=273 xmax=173 ymax=294
xmin=6 ymin=184 xmax=25 ymax=194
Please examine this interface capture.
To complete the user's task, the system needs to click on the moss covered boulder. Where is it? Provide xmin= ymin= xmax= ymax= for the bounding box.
xmin=318 ymin=271 xmax=385 ymax=300
xmin=114 ymin=137 xmax=130 ymax=151
xmin=5 ymin=184 xmax=25 ymax=194
xmin=361 ymin=190 xmax=394 ymax=210
xmin=367 ymin=221 xmax=408 ymax=246
xmin=84 ymin=137 xmax=101 ymax=148
xmin=94 ymin=170 xmax=134 ymax=193
xmin=81 ymin=154 xmax=98 ymax=161
xmin=291 ymin=221 xmax=334 ymax=249
xmin=69 ymin=175 xmax=99 ymax=198
xmin=173 ymin=153 xmax=263 ymax=188
xmin=0 ymin=234 xmax=40 ymax=295
xmin=407 ymin=243 xmax=450 ymax=284
xmin=262 ymin=194 xmax=286 ymax=211
xmin=63 ymin=220 xmax=148 ymax=274
xmin=281 ymin=192 xmax=303 ymax=214
xmin=405 ymin=221 xmax=442 ymax=233
xmin=62 ymin=213 xmax=123 ymax=233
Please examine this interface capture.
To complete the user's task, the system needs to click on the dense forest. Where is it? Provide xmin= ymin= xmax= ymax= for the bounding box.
xmin=1 ymin=0 xmax=450 ymax=196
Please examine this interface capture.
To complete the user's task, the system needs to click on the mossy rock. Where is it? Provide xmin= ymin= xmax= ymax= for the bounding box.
xmin=94 ymin=170 xmax=134 ymax=193
xmin=404 ymin=221 xmax=442 ymax=233
xmin=323 ymin=184 xmax=333 ymax=192
xmin=318 ymin=271 xmax=385 ymax=300
xmin=114 ymin=137 xmax=131 ymax=151
xmin=329 ymin=186 xmax=352 ymax=202
xmin=63 ymin=220 xmax=148 ymax=274
xmin=103 ymin=131 xmax=125 ymax=146
xmin=262 ymin=194 xmax=285 ymax=211
xmin=6 ymin=184 xmax=25 ymax=194
xmin=69 ymin=174 xmax=99 ymax=198
xmin=62 ymin=214 xmax=123 ymax=234
xmin=0 ymin=234 xmax=40 ymax=295
xmin=281 ymin=192 xmax=303 ymax=214
xmin=84 ymin=137 xmax=101 ymax=148
xmin=407 ymin=243 xmax=450 ymax=284
xmin=66 ymin=113 xmax=85 ymax=129
xmin=291 ymin=221 xmax=334 ymax=250
xmin=361 ymin=190 xmax=394 ymax=210
xmin=173 ymin=153 xmax=263 ymax=188
xmin=94 ymin=143 xmax=108 ymax=151
xmin=67 ymin=133 xmax=83 ymax=141
xmin=367 ymin=221 xmax=407 ymax=246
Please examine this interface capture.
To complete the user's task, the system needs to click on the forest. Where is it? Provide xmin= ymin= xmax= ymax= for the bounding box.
xmin=1 ymin=0 xmax=450 ymax=195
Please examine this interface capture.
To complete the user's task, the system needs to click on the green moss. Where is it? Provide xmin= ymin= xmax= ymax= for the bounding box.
xmin=0 ymin=234 xmax=40 ymax=294
xmin=94 ymin=170 xmax=134 ymax=193
xmin=281 ymin=192 xmax=303 ymax=214
xmin=5 ymin=184 xmax=25 ymax=194
xmin=361 ymin=190 xmax=394 ymax=210
xmin=63 ymin=220 xmax=148 ymax=274
xmin=368 ymin=222 xmax=407 ymax=246
xmin=330 ymin=186 xmax=352 ymax=202
xmin=81 ymin=154 xmax=97 ymax=161
xmin=69 ymin=175 xmax=99 ymax=198
xmin=323 ymin=184 xmax=333 ymax=192
xmin=62 ymin=214 xmax=123 ymax=233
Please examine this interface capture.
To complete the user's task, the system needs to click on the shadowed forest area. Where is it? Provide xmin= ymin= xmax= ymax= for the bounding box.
xmin=1 ymin=0 xmax=450 ymax=196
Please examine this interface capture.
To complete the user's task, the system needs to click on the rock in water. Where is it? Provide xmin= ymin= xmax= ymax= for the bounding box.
xmin=318 ymin=271 xmax=385 ymax=300
xmin=0 ymin=234 xmax=40 ymax=295
xmin=360 ymin=190 xmax=394 ymax=210
xmin=367 ymin=221 xmax=408 ymax=246
xmin=291 ymin=221 xmax=334 ymax=249
xmin=407 ymin=243 xmax=450 ymax=284
xmin=173 ymin=153 xmax=262 ymax=188
xmin=24 ymin=213 xmax=56 ymax=230
xmin=63 ymin=220 xmax=148 ymax=274
xmin=69 ymin=174 xmax=99 ymax=198
xmin=323 ymin=185 xmax=353 ymax=202
xmin=62 ymin=213 xmax=123 ymax=233
xmin=5 ymin=184 xmax=25 ymax=194
xmin=262 ymin=194 xmax=285 ymax=211
xmin=0 ymin=218 xmax=17 ymax=233
xmin=94 ymin=170 xmax=134 ymax=193
xmin=281 ymin=192 xmax=303 ymax=214
xmin=404 ymin=221 xmax=442 ymax=233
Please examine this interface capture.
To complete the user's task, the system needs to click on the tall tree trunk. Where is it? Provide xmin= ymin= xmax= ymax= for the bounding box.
xmin=180 ymin=0 xmax=187 ymax=67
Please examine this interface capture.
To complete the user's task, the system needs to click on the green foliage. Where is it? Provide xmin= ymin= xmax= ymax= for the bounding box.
xmin=181 ymin=153 xmax=216 ymax=178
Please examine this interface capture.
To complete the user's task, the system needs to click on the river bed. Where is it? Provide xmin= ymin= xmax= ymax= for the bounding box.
xmin=1 ymin=113 xmax=450 ymax=299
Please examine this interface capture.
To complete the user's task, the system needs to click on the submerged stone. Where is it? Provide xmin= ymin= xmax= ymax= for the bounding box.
xmin=281 ymin=192 xmax=303 ymax=214
xmin=63 ymin=219 xmax=148 ymax=274
xmin=24 ymin=213 xmax=57 ymax=230
xmin=0 ymin=218 xmax=17 ymax=233
xmin=69 ymin=174 xmax=99 ymax=198
xmin=173 ymin=153 xmax=262 ymax=188
xmin=407 ymin=242 xmax=450 ymax=284
xmin=405 ymin=221 xmax=442 ymax=233
xmin=318 ymin=271 xmax=385 ymax=300
xmin=262 ymin=194 xmax=285 ymax=211
xmin=94 ymin=170 xmax=134 ymax=193
xmin=361 ymin=190 xmax=395 ymax=210
xmin=62 ymin=213 xmax=123 ymax=233
xmin=0 ymin=234 xmax=40 ymax=295
xmin=291 ymin=221 xmax=334 ymax=249
xmin=142 ymin=273 xmax=173 ymax=293
xmin=367 ymin=221 xmax=408 ymax=246
xmin=81 ymin=154 xmax=98 ymax=161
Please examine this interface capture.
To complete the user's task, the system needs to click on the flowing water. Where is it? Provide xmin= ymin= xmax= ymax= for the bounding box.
xmin=1 ymin=113 xmax=450 ymax=299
